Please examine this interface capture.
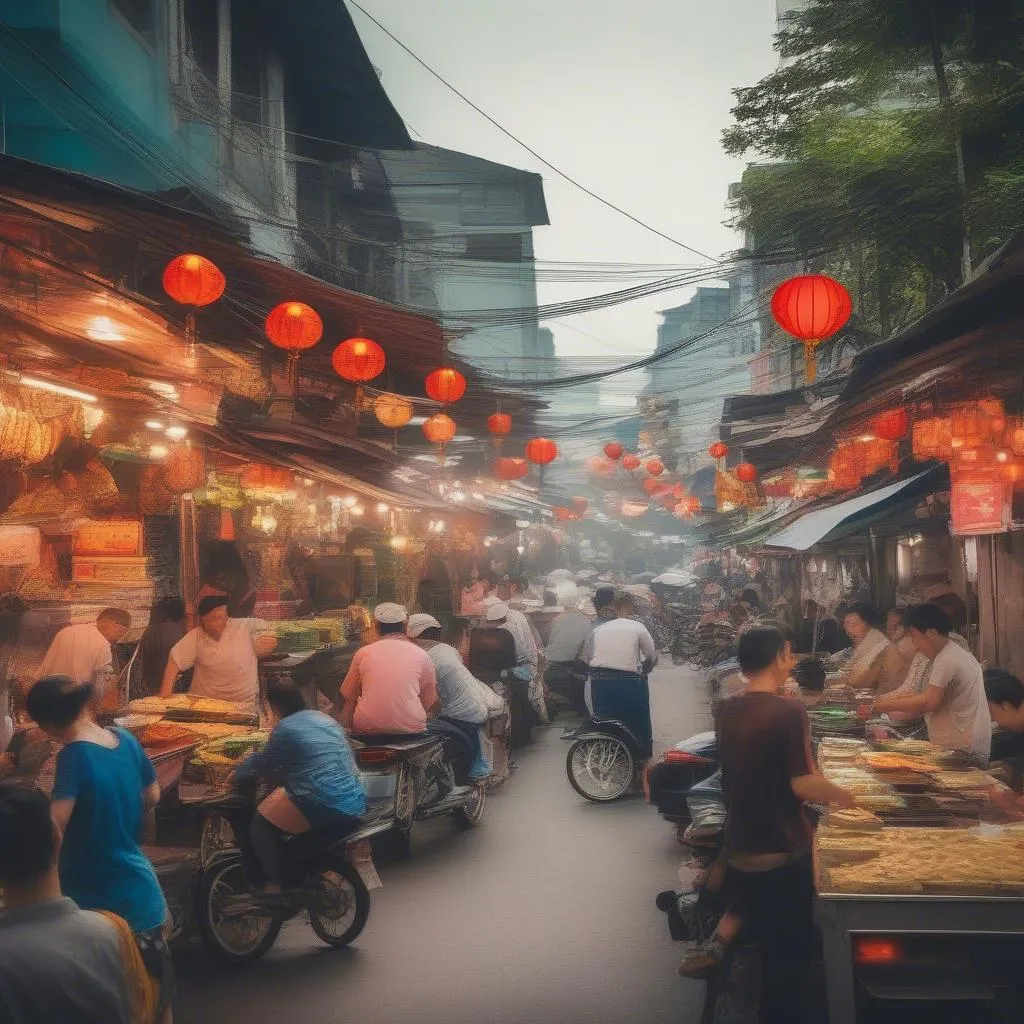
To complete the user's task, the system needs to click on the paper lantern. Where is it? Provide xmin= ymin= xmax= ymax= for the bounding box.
xmin=622 ymin=453 xmax=641 ymax=471
xmin=374 ymin=393 xmax=414 ymax=429
xmin=604 ymin=442 xmax=624 ymax=461
xmin=494 ymin=457 xmax=529 ymax=481
xmin=645 ymin=458 xmax=665 ymax=477
xmin=526 ymin=437 xmax=558 ymax=466
xmin=643 ymin=477 xmax=660 ymax=494
xmin=709 ymin=442 xmax=728 ymax=460
xmin=951 ymin=404 xmax=986 ymax=449
xmin=332 ymin=337 xmax=386 ymax=383
xmin=771 ymin=274 xmax=852 ymax=383
xmin=830 ymin=444 xmax=867 ymax=491
xmin=735 ymin=462 xmax=758 ymax=483
xmin=425 ymin=368 xmax=466 ymax=405
xmin=163 ymin=443 xmax=206 ymax=494
xmin=265 ymin=302 xmax=322 ymax=353
xmin=423 ymin=413 xmax=456 ymax=444
xmin=162 ymin=254 xmax=225 ymax=308
xmin=488 ymin=412 xmax=512 ymax=437
xmin=570 ymin=496 xmax=588 ymax=514
xmin=912 ymin=417 xmax=952 ymax=460
xmin=872 ymin=409 xmax=909 ymax=441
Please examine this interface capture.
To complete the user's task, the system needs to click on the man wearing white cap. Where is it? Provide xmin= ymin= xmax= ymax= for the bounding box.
xmin=340 ymin=604 xmax=438 ymax=735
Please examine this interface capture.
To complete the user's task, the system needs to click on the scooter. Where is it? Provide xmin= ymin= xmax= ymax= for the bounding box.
xmin=646 ymin=732 xmax=719 ymax=837
xmin=565 ymin=715 xmax=645 ymax=802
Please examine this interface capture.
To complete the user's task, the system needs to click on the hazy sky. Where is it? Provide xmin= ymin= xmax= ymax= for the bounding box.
xmin=350 ymin=0 xmax=778 ymax=397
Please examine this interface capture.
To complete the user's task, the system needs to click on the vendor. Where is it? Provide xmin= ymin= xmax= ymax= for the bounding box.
xmin=832 ymin=604 xmax=911 ymax=694
xmin=35 ymin=608 xmax=131 ymax=702
xmin=159 ymin=595 xmax=277 ymax=710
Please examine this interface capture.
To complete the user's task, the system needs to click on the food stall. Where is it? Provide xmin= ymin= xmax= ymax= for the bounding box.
xmin=814 ymin=736 xmax=1024 ymax=1022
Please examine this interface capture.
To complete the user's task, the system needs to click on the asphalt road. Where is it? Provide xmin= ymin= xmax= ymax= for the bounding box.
xmin=175 ymin=663 xmax=713 ymax=1024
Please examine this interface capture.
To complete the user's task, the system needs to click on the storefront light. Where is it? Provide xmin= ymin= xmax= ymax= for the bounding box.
xmin=149 ymin=444 xmax=169 ymax=460
xmin=145 ymin=421 xmax=164 ymax=431
xmin=342 ymin=494 xmax=358 ymax=508
xmin=516 ymin=545 xmax=526 ymax=555
xmin=351 ymin=504 xmax=365 ymax=517
xmin=87 ymin=315 xmax=125 ymax=343
xmin=20 ymin=376 xmax=97 ymax=403
xmin=377 ymin=502 xmax=389 ymax=514
xmin=997 ymin=450 xmax=1010 ymax=463
xmin=165 ymin=426 xmax=187 ymax=441
xmin=390 ymin=535 xmax=408 ymax=551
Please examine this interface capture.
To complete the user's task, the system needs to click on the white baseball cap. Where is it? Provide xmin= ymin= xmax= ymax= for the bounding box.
xmin=374 ymin=602 xmax=408 ymax=624
xmin=407 ymin=613 xmax=441 ymax=638
xmin=485 ymin=602 xmax=509 ymax=622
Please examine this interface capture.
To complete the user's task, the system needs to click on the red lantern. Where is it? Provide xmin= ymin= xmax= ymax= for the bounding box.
xmin=526 ymin=437 xmax=558 ymax=466
xmin=736 ymin=462 xmax=758 ymax=483
xmin=622 ymin=453 xmax=641 ymax=471
xmin=771 ymin=274 xmax=852 ymax=383
xmin=488 ymin=412 xmax=512 ymax=437
xmin=265 ymin=302 xmax=323 ymax=389
xmin=871 ymin=408 xmax=909 ymax=441
xmin=162 ymin=254 xmax=225 ymax=308
xmin=570 ymin=496 xmax=588 ymax=514
xmin=709 ymin=442 xmax=728 ymax=460
xmin=604 ymin=442 xmax=624 ymax=461
xmin=645 ymin=458 xmax=664 ymax=477
xmin=494 ymin=457 xmax=529 ymax=481
xmin=425 ymin=367 xmax=467 ymax=404
xmin=332 ymin=337 xmax=386 ymax=383
xmin=643 ymin=477 xmax=660 ymax=494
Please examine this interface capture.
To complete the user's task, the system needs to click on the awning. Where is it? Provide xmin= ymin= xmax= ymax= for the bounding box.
xmin=763 ymin=470 xmax=941 ymax=551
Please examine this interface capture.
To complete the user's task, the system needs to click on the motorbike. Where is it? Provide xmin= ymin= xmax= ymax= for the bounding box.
xmin=194 ymin=789 xmax=382 ymax=963
xmin=565 ymin=714 xmax=645 ymax=802
xmin=352 ymin=726 xmax=486 ymax=857
xmin=646 ymin=731 xmax=719 ymax=837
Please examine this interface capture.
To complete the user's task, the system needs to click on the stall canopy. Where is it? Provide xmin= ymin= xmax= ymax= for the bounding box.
xmin=763 ymin=468 xmax=943 ymax=551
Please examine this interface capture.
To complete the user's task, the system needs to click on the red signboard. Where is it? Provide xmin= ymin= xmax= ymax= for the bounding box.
xmin=950 ymin=471 xmax=1010 ymax=536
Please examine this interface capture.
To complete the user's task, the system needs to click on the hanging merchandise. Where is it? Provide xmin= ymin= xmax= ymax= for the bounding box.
xmin=871 ymin=409 xmax=909 ymax=441
xmin=675 ymin=496 xmax=701 ymax=518
xmin=425 ymin=368 xmax=467 ymax=405
xmin=771 ymin=274 xmax=852 ymax=384
xmin=162 ymin=254 xmax=226 ymax=362
xmin=709 ymin=442 xmax=728 ymax=461
xmin=912 ymin=416 xmax=953 ymax=461
xmin=265 ymin=302 xmax=323 ymax=390
xmin=138 ymin=465 xmax=174 ymax=515
xmin=162 ymin=443 xmax=206 ymax=494
xmin=622 ymin=453 xmax=641 ymax=471
xmin=715 ymin=470 xmax=748 ymax=512
xmin=645 ymin=458 xmax=664 ymax=477
xmin=604 ymin=442 xmax=624 ymax=461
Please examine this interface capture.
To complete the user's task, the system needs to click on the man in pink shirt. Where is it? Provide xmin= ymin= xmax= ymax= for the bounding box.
xmin=340 ymin=604 xmax=439 ymax=735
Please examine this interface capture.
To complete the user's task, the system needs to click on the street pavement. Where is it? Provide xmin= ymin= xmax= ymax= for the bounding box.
xmin=175 ymin=662 xmax=713 ymax=1024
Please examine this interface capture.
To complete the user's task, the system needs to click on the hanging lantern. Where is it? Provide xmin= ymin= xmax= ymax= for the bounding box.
xmin=709 ymin=442 xmax=728 ymax=460
xmin=604 ymin=442 xmax=624 ymax=461
xmin=265 ymin=301 xmax=323 ymax=390
xmin=425 ymin=367 xmax=467 ymax=405
xmin=645 ymin=458 xmax=665 ymax=477
xmin=830 ymin=443 xmax=868 ymax=491
xmin=162 ymin=253 xmax=226 ymax=362
xmin=570 ymin=496 xmax=588 ymax=515
xmin=872 ymin=408 xmax=909 ymax=441
xmin=526 ymin=437 xmax=558 ymax=466
xmin=488 ymin=411 xmax=512 ymax=442
xmin=424 ymin=412 xmax=457 ymax=465
xmin=643 ymin=477 xmax=660 ymax=494
xmin=912 ymin=416 xmax=953 ymax=461
xmin=735 ymin=462 xmax=758 ymax=483
xmin=771 ymin=274 xmax=853 ymax=384
xmin=622 ymin=453 xmax=641 ymax=471
xmin=332 ymin=337 xmax=386 ymax=383
xmin=863 ymin=438 xmax=899 ymax=477
xmin=163 ymin=443 xmax=206 ymax=494
xmin=494 ymin=457 xmax=529 ymax=481
xmin=951 ymin=404 xmax=986 ymax=449
xmin=374 ymin=393 xmax=414 ymax=429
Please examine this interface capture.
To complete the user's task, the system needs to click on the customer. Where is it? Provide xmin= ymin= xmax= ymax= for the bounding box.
xmin=873 ymin=603 xmax=991 ymax=764
xmin=340 ymin=604 xmax=438 ymax=735
xmin=717 ymin=626 xmax=853 ymax=1024
xmin=36 ymin=607 xmax=131 ymax=701
xmin=159 ymin=595 xmax=276 ymax=711
xmin=0 ymin=783 xmax=155 ymax=1024
xmin=139 ymin=597 xmax=188 ymax=696
xmin=834 ymin=603 xmax=911 ymax=694
xmin=26 ymin=676 xmax=174 ymax=1022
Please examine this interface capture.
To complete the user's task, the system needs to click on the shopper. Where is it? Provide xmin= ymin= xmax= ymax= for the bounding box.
xmin=873 ymin=603 xmax=992 ymax=764
xmin=0 ymin=783 xmax=157 ymax=1024
xmin=717 ymin=626 xmax=853 ymax=1024
xmin=26 ymin=676 xmax=174 ymax=1022
xmin=36 ymin=607 xmax=131 ymax=701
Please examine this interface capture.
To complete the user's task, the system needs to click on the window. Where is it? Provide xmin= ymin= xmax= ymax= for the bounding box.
xmin=111 ymin=0 xmax=155 ymax=43
xmin=463 ymin=233 xmax=523 ymax=262
xmin=183 ymin=0 xmax=218 ymax=78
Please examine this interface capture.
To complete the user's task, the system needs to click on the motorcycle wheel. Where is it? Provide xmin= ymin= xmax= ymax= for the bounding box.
xmin=306 ymin=857 xmax=371 ymax=949
xmin=200 ymin=811 xmax=235 ymax=871
xmin=196 ymin=859 xmax=282 ymax=964
xmin=455 ymin=782 xmax=486 ymax=827
xmin=566 ymin=735 xmax=635 ymax=802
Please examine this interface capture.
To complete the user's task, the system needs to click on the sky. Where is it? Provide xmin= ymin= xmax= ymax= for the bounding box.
xmin=349 ymin=0 xmax=779 ymax=405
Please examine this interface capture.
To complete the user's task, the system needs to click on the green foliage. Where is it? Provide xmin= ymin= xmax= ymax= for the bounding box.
xmin=725 ymin=0 xmax=1024 ymax=334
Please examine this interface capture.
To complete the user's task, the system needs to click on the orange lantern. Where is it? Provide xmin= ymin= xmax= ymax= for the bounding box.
xmin=332 ymin=337 xmax=386 ymax=383
xmin=912 ymin=416 xmax=952 ymax=460
xmin=265 ymin=301 xmax=323 ymax=389
xmin=526 ymin=437 xmax=558 ymax=466
xmin=425 ymin=367 xmax=467 ymax=405
xmin=604 ymin=442 xmax=624 ymax=461
xmin=162 ymin=253 xmax=226 ymax=362
xmin=643 ymin=477 xmax=660 ymax=494
xmin=488 ymin=412 xmax=512 ymax=437
xmin=570 ymin=496 xmax=588 ymax=514
xmin=830 ymin=443 xmax=868 ymax=490
xmin=872 ymin=409 xmax=909 ymax=441
xmin=374 ymin=394 xmax=414 ymax=441
xmin=622 ymin=453 xmax=641 ymax=471
xmin=423 ymin=412 xmax=457 ymax=465
xmin=709 ymin=442 xmax=728 ymax=460
xmin=645 ymin=458 xmax=665 ymax=477
xmin=771 ymin=274 xmax=853 ymax=383
xmin=494 ymin=457 xmax=529 ymax=481
xmin=735 ymin=462 xmax=758 ymax=483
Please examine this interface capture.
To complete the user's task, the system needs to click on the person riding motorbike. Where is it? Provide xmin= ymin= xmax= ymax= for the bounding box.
xmin=232 ymin=681 xmax=367 ymax=905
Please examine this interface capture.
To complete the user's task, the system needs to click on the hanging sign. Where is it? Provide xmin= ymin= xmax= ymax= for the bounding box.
xmin=950 ymin=471 xmax=1010 ymax=536
xmin=0 ymin=526 xmax=41 ymax=566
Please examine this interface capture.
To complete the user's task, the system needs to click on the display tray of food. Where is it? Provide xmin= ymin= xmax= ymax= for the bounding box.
xmin=127 ymin=694 xmax=257 ymax=726
xmin=815 ymin=824 xmax=1024 ymax=897
xmin=179 ymin=730 xmax=270 ymax=798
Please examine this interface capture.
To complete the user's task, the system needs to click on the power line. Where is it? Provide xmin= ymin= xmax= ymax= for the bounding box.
xmin=346 ymin=0 xmax=718 ymax=264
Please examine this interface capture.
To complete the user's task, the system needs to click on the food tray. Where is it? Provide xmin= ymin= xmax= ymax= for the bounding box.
xmin=871 ymin=771 xmax=933 ymax=792
xmin=163 ymin=707 xmax=257 ymax=726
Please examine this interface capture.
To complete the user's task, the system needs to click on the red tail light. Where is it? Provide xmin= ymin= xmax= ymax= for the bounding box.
xmin=357 ymin=748 xmax=400 ymax=766
xmin=664 ymin=750 xmax=712 ymax=765
xmin=854 ymin=937 xmax=903 ymax=965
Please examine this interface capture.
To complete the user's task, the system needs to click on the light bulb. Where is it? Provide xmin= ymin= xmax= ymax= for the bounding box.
xmin=516 ymin=545 xmax=526 ymax=555
xmin=149 ymin=444 xmax=169 ymax=460
xmin=342 ymin=495 xmax=357 ymax=508
xmin=377 ymin=502 xmax=389 ymax=514
xmin=165 ymin=425 xmax=187 ymax=441
xmin=352 ymin=504 xmax=365 ymax=517
xmin=145 ymin=421 xmax=164 ymax=431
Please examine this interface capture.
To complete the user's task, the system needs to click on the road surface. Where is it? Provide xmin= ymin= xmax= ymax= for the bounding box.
xmin=175 ymin=663 xmax=712 ymax=1024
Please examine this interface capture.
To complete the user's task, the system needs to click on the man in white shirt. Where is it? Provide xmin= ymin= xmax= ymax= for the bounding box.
xmin=159 ymin=595 xmax=276 ymax=710
xmin=35 ymin=608 xmax=131 ymax=701
xmin=581 ymin=589 xmax=658 ymax=762
xmin=874 ymin=603 xmax=991 ymax=764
